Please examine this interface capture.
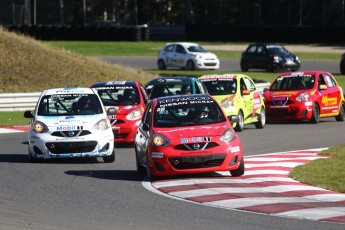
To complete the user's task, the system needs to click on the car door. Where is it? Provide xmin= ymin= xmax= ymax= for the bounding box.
xmin=162 ymin=44 xmax=176 ymax=67
xmin=240 ymin=77 xmax=255 ymax=123
xmin=318 ymin=73 xmax=342 ymax=115
xmin=174 ymin=44 xmax=188 ymax=68
xmin=135 ymin=102 xmax=153 ymax=165
xmin=254 ymin=45 xmax=268 ymax=68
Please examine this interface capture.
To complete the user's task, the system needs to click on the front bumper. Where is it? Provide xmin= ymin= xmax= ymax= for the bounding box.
xmin=274 ymin=60 xmax=300 ymax=71
xmin=111 ymin=117 xmax=141 ymax=143
xmin=28 ymin=130 xmax=114 ymax=159
xmin=147 ymin=138 xmax=242 ymax=176
xmin=265 ymin=101 xmax=313 ymax=120
xmin=195 ymin=59 xmax=220 ymax=70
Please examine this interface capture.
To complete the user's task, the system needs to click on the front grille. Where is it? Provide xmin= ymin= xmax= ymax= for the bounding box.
xmin=113 ymin=120 xmax=125 ymax=125
xmin=266 ymin=108 xmax=297 ymax=116
xmin=169 ymin=154 xmax=226 ymax=170
xmin=45 ymin=141 xmax=97 ymax=154
xmin=204 ymin=63 xmax=217 ymax=66
xmin=174 ymin=142 xmax=219 ymax=151
xmin=51 ymin=130 xmax=91 ymax=137
xmin=265 ymin=100 xmax=293 ymax=106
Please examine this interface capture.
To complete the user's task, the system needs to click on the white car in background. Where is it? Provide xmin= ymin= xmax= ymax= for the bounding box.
xmin=157 ymin=42 xmax=220 ymax=70
xmin=24 ymin=88 xmax=116 ymax=162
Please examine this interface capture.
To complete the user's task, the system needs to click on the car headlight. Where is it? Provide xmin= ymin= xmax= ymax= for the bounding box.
xmin=273 ymin=56 xmax=281 ymax=63
xmin=126 ymin=108 xmax=142 ymax=120
xmin=296 ymin=92 xmax=310 ymax=102
xmin=33 ymin=121 xmax=49 ymax=133
xmin=221 ymin=98 xmax=234 ymax=109
xmin=296 ymin=56 xmax=300 ymax=62
xmin=93 ymin=119 xmax=110 ymax=130
xmin=151 ymin=134 xmax=170 ymax=147
xmin=220 ymin=128 xmax=236 ymax=142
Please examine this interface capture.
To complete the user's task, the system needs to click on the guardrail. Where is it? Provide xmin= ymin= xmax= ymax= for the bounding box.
xmin=0 ymin=92 xmax=40 ymax=112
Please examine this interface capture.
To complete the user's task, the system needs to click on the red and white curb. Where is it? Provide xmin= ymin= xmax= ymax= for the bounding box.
xmin=143 ymin=149 xmax=345 ymax=224
xmin=0 ymin=126 xmax=29 ymax=133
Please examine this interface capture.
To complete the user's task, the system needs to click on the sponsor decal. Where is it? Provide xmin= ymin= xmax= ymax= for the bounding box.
xmin=56 ymin=126 xmax=83 ymax=131
xmin=180 ymin=151 xmax=212 ymax=155
xmin=305 ymin=101 xmax=313 ymax=106
xmin=230 ymin=146 xmax=240 ymax=152
xmin=105 ymin=81 xmax=127 ymax=85
xmin=322 ymin=96 xmax=338 ymax=106
xmin=56 ymin=89 xmax=86 ymax=93
xmin=200 ymin=74 xmax=236 ymax=80
xmin=180 ymin=137 xmax=211 ymax=143
xmin=151 ymin=152 xmax=164 ymax=158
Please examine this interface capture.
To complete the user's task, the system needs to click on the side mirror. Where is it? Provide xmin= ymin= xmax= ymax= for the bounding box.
xmin=24 ymin=110 xmax=34 ymax=118
xmin=263 ymin=87 xmax=269 ymax=93
xmin=142 ymin=123 xmax=150 ymax=131
xmin=228 ymin=115 xmax=239 ymax=125
xmin=107 ymin=108 xmax=116 ymax=115
xmin=242 ymin=89 xmax=250 ymax=95
xmin=319 ymin=84 xmax=328 ymax=90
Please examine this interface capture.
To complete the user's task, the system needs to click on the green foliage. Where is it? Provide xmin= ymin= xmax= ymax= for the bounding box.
xmin=290 ymin=146 xmax=345 ymax=193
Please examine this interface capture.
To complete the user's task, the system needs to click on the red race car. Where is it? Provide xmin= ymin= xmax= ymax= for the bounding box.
xmin=90 ymin=81 xmax=148 ymax=143
xmin=134 ymin=94 xmax=244 ymax=179
xmin=263 ymin=71 xmax=345 ymax=123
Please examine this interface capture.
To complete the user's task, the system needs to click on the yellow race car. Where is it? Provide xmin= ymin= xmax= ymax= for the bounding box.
xmin=199 ymin=74 xmax=266 ymax=131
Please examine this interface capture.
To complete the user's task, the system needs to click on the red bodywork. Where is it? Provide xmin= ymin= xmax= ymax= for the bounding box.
xmin=264 ymin=71 xmax=345 ymax=121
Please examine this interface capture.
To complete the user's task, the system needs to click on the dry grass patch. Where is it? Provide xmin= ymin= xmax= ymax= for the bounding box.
xmin=0 ymin=27 xmax=155 ymax=93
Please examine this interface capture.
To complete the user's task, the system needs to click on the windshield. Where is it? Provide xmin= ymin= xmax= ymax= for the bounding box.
xmin=95 ymin=86 xmax=140 ymax=105
xmin=146 ymin=83 xmax=192 ymax=99
xmin=37 ymin=94 xmax=103 ymax=116
xmin=187 ymin=45 xmax=207 ymax=53
xmin=266 ymin=46 xmax=290 ymax=55
xmin=202 ymin=80 xmax=237 ymax=95
xmin=270 ymin=75 xmax=315 ymax=91
xmin=154 ymin=102 xmax=226 ymax=127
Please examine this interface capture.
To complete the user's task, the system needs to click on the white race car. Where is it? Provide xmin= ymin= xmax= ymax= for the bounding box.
xmin=157 ymin=42 xmax=220 ymax=70
xmin=24 ymin=88 xmax=115 ymax=162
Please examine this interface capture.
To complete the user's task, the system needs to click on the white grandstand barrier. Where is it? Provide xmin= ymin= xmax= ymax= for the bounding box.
xmin=0 ymin=92 xmax=41 ymax=112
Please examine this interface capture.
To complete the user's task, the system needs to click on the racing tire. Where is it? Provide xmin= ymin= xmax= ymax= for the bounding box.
xmin=230 ymin=155 xmax=245 ymax=177
xmin=254 ymin=107 xmax=266 ymax=129
xmin=103 ymin=148 xmax=115 ymax=163
xmin=157 ymin=59 xmax=166 ymax=70
xmin=186 ymin=60 xmax=195 ymax=70
xmin=145 ymin=152 xmax=156 ymax=181
xmin=135 ymin=149 xmax=146 ymax=175
xmin=28 ymin=146 xmax=40 ymax=163
xmin=340 ymin=61 xmax=345 ymax=75
xmin=240 ymin=60 xmax=249 ymax=72
xmin=266 ymin=62 xmax=274 ymax=72
xmin=310 ymin=104 xmax=320 ymax=124
xmin=28 ymin=153 xmax=40 ymax=163
xmin=234 ymin=110 xmax=244 ymax=132
xmin=335 ymin=102 xmax=345 ymax=121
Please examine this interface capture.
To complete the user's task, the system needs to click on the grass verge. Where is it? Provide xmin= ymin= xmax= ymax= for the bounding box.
xmin=289 ymin=146 xmax=345 ymax=193
xmin=47 ymin=41 xmax=343 ymax=60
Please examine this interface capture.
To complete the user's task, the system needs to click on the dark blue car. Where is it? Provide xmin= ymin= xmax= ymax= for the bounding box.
xmin=240 ymin=43 xmax=301 ymax=72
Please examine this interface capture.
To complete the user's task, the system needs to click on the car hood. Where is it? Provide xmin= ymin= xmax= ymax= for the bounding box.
xmin=36 ymin=114 xmax=105 ymax=130
xmin=190 ymin=52 xmax=217 ymax=59
xmin=212 ymin=95 xmax=236 ymax=103
xmin=264 ymin=90 xmax=310 ymax=100
xmin=105 ymin=105 xmax=142 ymax=115
xmin=155 ymin=124 xmax=230 ymax=139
